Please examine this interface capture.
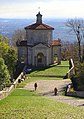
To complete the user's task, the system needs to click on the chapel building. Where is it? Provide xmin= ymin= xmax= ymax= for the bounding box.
xmin=17 ymin=12 xmax=61 ymax=66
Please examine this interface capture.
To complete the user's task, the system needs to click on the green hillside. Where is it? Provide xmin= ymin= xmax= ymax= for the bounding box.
xmin=17 ymin=61 xmax=69 ymax=88
xmin=1 ymin=61 xmax=83 ymax=119
xmin=0 ymin=89 xmax=84 ymax=119
xmin=29 ymin=61 xmax=69 ymax=77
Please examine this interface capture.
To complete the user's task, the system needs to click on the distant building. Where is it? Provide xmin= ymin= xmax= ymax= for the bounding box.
xmin=17 ymin=12 xmax=61 ymax=66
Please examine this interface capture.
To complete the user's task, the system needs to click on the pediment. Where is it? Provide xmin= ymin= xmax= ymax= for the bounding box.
xmin=33 ymin=43 xmax=49 ymax=48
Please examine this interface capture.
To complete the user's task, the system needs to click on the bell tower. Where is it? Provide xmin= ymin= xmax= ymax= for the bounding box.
xmin=36 ymin=12 xmax=42 ymax=24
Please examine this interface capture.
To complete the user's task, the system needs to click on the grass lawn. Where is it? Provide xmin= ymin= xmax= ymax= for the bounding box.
xmin=29 ymin=61 xmax=69 ymax=77
xmin=17 ymin=61 xmax=69 ymax=88
xmin=0 ymin=89 xmax=84 ymax=119
xmin=0 ymin=61 xmax=84 ymax=119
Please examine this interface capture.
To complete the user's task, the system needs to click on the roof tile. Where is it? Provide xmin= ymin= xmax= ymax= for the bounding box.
xmin=25 ymin=23 xmax=54 ymax=30
xmin=51 ymin=40 xmax=61 ymax=46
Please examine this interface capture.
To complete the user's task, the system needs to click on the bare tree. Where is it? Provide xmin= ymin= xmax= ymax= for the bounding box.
xmin=61 ymin=41 xmax=73 ymax=60
xmin=12 ymin=29 xmax=26 ymax=46
xmin=61 ymin=41 xmax=78 ymax=61
xmin=66 ymin=18 xmax=84 ymax=62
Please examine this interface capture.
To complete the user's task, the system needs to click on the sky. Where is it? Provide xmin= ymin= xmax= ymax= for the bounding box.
xmin=0 ymin=0 xmax=84 ymax=19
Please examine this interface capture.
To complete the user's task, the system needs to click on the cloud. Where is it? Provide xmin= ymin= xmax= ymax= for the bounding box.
xmin=0 ymin=0 xmax=84 ymax=18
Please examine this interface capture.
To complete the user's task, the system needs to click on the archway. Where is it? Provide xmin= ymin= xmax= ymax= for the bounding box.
xmin=37 ymin=53 xmax=45 ymax=66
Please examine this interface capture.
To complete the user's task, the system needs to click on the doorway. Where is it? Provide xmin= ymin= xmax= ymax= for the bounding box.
xmin=37 ymin=53 xmax=45 ymax=66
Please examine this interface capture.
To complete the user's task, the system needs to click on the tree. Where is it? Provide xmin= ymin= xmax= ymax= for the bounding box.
xmin=61 ymin=41 xmax=73 ymax=60
xmin=0 ymin=35 xmax=17 ymax=79
xmin=0 ymin=40 xmax=9 ymax=59
xmin=81 ymin=43 xmax=84 ymax=62
xmin=12 ymin=29 xmax=26 ymax=46
xmin=0 ymin=58 xmax=10 ymax=90
xmin=71 ymin=62 xmax=84 ymax=91
xmin=0 ymin=34 xmax=10 ymax=45
xmin=66 ymin=18 xmax=84 ymax=62
xmin=61 ymin=41 xmax=79 ymax=61
xmin=66 ymin=19 xmax=84 ymax=91
xmin=4 ymin=47 xmax=17 ymax=78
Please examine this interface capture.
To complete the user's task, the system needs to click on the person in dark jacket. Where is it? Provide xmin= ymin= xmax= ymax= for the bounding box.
xmin=54 ymin=87 xmax=57 ymax=96
xmin=34 ymin=83 xmax=37 ymax=91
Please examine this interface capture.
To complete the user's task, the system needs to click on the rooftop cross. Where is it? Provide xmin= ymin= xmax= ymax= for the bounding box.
xmin=38 ymin=7 xmax=40 ymax=12
xmin=36 ymin=8 xmax=42 ymax=24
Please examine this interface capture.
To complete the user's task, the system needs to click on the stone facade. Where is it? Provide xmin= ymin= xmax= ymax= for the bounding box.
xmin=26 ymin=30 xmax=52 ymax=46
xmin=52 ymin=45 xmax=61 ymax=64
xmin=17 ymin=12 xmax=61 ymax=66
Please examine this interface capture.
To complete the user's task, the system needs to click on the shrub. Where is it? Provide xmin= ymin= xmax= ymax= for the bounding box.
xmin=71 ymin=62 xmax=84 ymax=91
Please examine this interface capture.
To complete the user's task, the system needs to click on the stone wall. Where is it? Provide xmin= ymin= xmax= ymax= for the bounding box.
xmin=52 ymin=45 xmax=61 ymax=64
xmin=18 ymin=46 xmax=27 ymax=64
xmin=32 ymin=43 xmax=51 ymax=66
xmin=67 ymin=91 xmax=84 ymax=98
xmin=26 ymin=30 xmax=52 ymax=45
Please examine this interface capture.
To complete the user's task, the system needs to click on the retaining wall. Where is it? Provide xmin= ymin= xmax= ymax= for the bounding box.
xmin=67 ymin=91 xmax=84 ymax=98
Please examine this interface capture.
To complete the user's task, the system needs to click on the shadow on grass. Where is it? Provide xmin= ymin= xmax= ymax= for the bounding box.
xmin=28 ymin=64 xmax=69 ymax=74
xmin=31 ymin=64 xmax=57 ymax=72
xmin=26 ymin=63 xmax=69 ymax=79
xmin=10 ymin=89 xmax=39 ymax=97
xmin=39 ymin=91 xmax=54 ymax=96
xmin=30 ymin=75 xmax=64 ymax=78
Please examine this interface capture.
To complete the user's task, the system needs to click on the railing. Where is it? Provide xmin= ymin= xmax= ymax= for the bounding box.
xmin=67 ymin=58 xmax=75 ymax=79
xmin=0 ymin=72 xmax=24 ymax=100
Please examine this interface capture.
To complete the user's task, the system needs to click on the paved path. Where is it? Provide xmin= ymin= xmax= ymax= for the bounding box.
xmin=24 ymin=79 xmax=84 ymax=108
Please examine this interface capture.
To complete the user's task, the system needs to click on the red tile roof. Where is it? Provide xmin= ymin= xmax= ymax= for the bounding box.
xmin=51 ymin=40 xmax=61 ymax=46
xmin=25 ymin=23 xmax=54 ymax=30
xmin=16 ymin=40 xmax=27 ymax=46
xmin=16 ymin=40 xmax=61 ymax=46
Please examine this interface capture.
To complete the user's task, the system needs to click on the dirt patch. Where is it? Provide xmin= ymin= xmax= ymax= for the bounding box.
xmin=24 ymin=79 xmax=71 ymax=95
xmin=24 ymin=79 xmax=84 ymax=108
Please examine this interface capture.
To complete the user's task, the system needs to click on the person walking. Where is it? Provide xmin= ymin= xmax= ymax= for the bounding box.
xmin=34 ymin=83 xmax=37 ymax=91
